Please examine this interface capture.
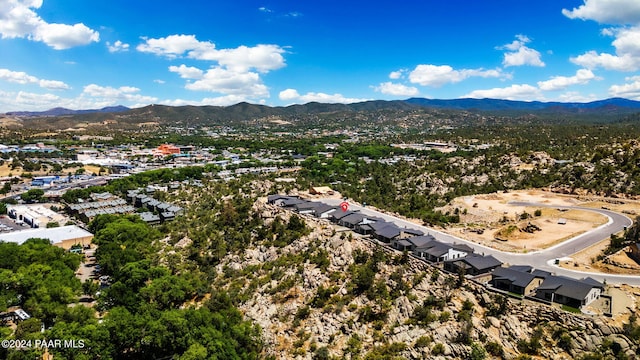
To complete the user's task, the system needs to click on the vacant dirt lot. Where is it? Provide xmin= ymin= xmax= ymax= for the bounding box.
xmin=442 ymin=190 xmax=610 ymax=252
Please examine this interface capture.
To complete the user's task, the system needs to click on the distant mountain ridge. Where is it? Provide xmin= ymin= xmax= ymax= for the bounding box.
xmin=404 ymin=97 xmax=640 ymax=111
xmin=5 ymin=98 xmax=640 ymax=129
xmin=4 ymin=105 xmax=130 ymax=117
xmin=6 ymin=98 xmax=640 ymax=118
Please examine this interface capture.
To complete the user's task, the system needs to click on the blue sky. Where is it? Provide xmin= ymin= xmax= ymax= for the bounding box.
xmin=2 ymin=0 xmax=640 ymax=111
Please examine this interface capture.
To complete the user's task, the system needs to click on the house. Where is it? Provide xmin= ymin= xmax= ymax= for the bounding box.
xmin=444 ymin=254 xmax=502 ymax=276
xmin=330 ymin=210 xmax=358 ymax=224
xmin=534 ymin=276 xmax=603 ymax=308
xmin=491 ymin=266 xmax=545 ymax=296
xmin=339 ymin=213 xmax=368 ymax=229
xmin=267 ymin=194 xmax=298 ymax=205
xmin=272 ymin=196 xmax=305 ymax=208
xmin=371 ymin=222 xmax=402 ymax=243
xmin=391 ymin=235 xmax=437 ymax=253
xmin=0 ymin=308 xmax=31 ymax=324
xmin=160 ymin=211 xmax=176 ymax=222
xmin=417 ymin=242 xmax=473 ymax=263
xmin=139 ymin=212 xmax=161 ymax=225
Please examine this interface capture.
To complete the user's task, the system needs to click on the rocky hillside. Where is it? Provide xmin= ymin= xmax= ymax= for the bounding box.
xmin=209 ymin=199 xmax=639 ymax=359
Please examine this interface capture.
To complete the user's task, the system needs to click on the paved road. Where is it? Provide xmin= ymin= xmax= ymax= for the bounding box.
xmin=319 ymin=198 xmax=640 ymax=285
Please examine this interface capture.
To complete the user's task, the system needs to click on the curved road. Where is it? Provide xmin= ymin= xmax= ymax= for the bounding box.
xmin=319 ymin=198 xmax=639 ymax=285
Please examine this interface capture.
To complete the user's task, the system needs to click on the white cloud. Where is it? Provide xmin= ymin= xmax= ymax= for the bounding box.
xmin=184 ymin=67 xmax=268 ymax=98
xmin=160 ymin=95 xmax=251 ymax=107
xmin=258 ymin=7 xmax=273 ymax=13
xmin=168 ymin=64 xmax=204 ymax=79
xmin=408 ymin=64 xmax=505 ymax=87
xmin=609 ymin=75 xmax=640 ymax=99
xmin=137 ymin=35 xmax=286 ymax=72
xmin=0 ymin=0 xmax=99 ymax=49
xmin=464 ymin=84 xmax=543 ymax=100
xmin=138 ymin=34 xmax=287 ymax=102
xmin=537 ymin=69 xmax=598 ymax=91
xmin=278 ymin=88 xmax=369 ymax=104
xmin=565 ymin=0 xmax=640 ymax=72
xmin=571 ymin=51 xmax=639 ymax=71
xmin=499 ymin=35 xmax=545 ymax=67
xmin=0 ymin=68 xmax=37 ymax=84
xmin=562 ymin=0 xmax=640 ymax=25
xmin=82 ymin=84 xmax=157 ymax=104
xmin=38 ymin=79 xmax=70 ymax=90
xmin=556 ymin=91 xmax=599 ymax=103
xmin=0 ymin=68 xmax=69 ymax=89
xmin=136 ymin=34 xmax=213 ymax=59
xmin=570 ymin=26 xmax=640 ymax=71
xmin=389 ymin=70 xmax=403 ymax=79
xmin=153 ymin=79 xmax=165 ymax=84
xmin=373 ymin=82 xmax=419 ymax=96
xmin=188 ymin=44 xmax=286 ymax=73
xmin=107 ymin=40 xmax=129 ymax=53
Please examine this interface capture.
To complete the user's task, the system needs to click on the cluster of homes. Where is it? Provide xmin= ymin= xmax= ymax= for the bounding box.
xmin=67 ymin=193 xmax=135 ymax=222
xmin=126 ymin=188 xmax=183 ymax=225
xmin=268 ymin=194 xmax=605 ymax=309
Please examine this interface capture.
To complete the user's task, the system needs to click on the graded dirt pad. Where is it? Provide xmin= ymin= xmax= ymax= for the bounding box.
xmin=443 ymin=190 xmax=609 ymax=252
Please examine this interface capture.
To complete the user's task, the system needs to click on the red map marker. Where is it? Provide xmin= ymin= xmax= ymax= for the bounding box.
xmin=340 ymin=201 xmax=349 ymax=212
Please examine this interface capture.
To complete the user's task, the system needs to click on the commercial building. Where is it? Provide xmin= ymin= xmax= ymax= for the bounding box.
xmin=7 ymin=204 xmax=67 ymax=228
xmin=0 ymin=225 xmax=93 ymax=249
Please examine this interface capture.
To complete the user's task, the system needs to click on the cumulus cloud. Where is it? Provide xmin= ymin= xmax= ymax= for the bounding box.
xmin=609 ymin=75 xmax=640 ymax=99
xmin=107 ymin=40 xmax=129 ymax=53
xmin=570 ymin=27 xmax=640 ymax=71
xmin=160 ymin=95 xmax=251 ymax=107
xmin=0 ymin=68 xmax=37 ymax=84
xmin=137 ymin=35 xmax=286 ymax=72
xmin=0 ymin=84 xmax=158 ymax=112
xmin=168 ymin=64 xmax=204 ymax=79
xmin=499 ymin=35 xmax=545 ymax=67
xmin=562 ymin=0 xmax=640 ymax=25
xmin=537 ymin=69 xmax=598 ymax=91
xmin=464 ymin=84 xmax=543 ymax=101
xmin=556 ymin=91 xmax=599 ymax=103
xmin=137 ymin=34 xmax=214 ymax=59
xmin=185 ymin=67 xmax=269 ymax=98
xmin=0 ymin=0 xmax=99 ymax=49
xmin=138 ymin=34 xmax=287 ymax=103
xmin=564 ymin=1 xmax=640 ymax=72
xmin=278 ymin=88 xmax=368 ymax=104
xmin=0 ymin=68 xmax=69 ymax=89
xmin=389 ymin=70 xmax=404 ymax=80
xmin=82 ymin=84 xmax=157 ymax=104
xmin=373 ymin=82 xmax=419 ymax=96
xmin=38 ymin=79 xmax=70 ymax=90
xmin=408 ymin=64 xmax=505 ymax=87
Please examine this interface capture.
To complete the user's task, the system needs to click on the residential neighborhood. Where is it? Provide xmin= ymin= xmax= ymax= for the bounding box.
xmin=268 ymin=194 xmax=609 ymax=311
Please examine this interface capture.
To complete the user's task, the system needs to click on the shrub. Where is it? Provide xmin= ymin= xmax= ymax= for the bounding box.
xmin=432 ymin=343 xmax=445 ymax=355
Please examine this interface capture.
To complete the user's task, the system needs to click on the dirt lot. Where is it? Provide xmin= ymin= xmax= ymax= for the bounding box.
xmin=441 ymin=190 xmax=609 ymax=252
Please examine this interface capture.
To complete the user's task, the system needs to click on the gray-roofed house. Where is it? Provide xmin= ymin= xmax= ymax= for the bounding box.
xmin=491 ymin=266 xmax=545 ymax=296
xmin=372 ymin=223 xmax=402 ymax=243
xmin=294 ymin=201 xmax=336 ymax=219
xmin=330 ymin=210 xmax=357 ymax=223
xmin=339 ymin=213 xmax=368 ymax=229
xmin=444 ymin=254 xmax=502 ymax=276
xmin=139 ymin=212 xmax=161 ymax=225
xmin=534 ymin=276 xmax=603 ymax=308
xmin=408 ymin=237 xmax=472 ymax=263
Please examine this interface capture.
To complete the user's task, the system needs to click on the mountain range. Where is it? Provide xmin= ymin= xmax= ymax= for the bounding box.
xmin=4 ymin=98 xmax=640 ymax=126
